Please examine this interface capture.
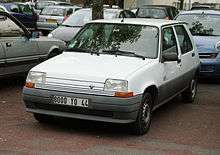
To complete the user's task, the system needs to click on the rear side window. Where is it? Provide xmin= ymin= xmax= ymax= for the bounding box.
xmin=162 ymin=27 xmax=178 ymax=54
xmin=174 ymin=25 xmax=193 ymax=54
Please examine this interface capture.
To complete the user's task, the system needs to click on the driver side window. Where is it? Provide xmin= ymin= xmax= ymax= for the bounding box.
xmin=162 ymin=27 xmax=178 ymax=54
xmin=0 ymin=15 xmax=25 ymax=37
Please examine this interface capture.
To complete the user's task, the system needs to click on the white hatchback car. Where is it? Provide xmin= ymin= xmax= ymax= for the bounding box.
xmin=23 ymin=19 xmax=200 ymax=135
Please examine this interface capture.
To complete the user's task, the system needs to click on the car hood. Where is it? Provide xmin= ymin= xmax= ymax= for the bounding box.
xmin=32 ymin=52 xmax=155 ymax=82
xmin=193 ymin=36 xmax=220 ymax=53
xmin=50 ymin=26 xmax=81 ymax=42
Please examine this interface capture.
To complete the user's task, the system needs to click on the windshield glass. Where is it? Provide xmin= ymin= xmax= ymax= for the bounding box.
xmin=137 ymin=8 xmax=167 ymax=18
xmin=176 ymin=14 xmax=220 ymax=36
xmin=41 ymin=7 xmax=65 ymax=16
xmin=62 ymin=9 xmax=118 ymax=27
xmin=68 ymin=23 xmax=159 ymax=59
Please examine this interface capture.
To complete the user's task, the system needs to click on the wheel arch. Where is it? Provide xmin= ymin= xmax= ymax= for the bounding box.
xmin=142 ymin=85 xmax=159 ymax=107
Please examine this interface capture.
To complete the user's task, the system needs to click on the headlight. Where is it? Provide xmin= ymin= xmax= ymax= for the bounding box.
xmin=48 ymin=33 xmax=53 ymax=38
xmin=216 ymin=42 xmax=220 ymax=51
xmin=25 ymin=71 xmax=46 ymax=88
xmin=104 ymin=79 xmax=133 ymax=98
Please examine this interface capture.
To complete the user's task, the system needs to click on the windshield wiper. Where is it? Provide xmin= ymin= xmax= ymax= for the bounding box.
xmin=66 ymin=47 xmax=99 ymax=55
xmin=101 ymin=49 xmax=146 ymax=60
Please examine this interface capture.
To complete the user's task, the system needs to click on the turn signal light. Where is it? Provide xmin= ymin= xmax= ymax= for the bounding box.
xmin=25 ymin=82 xmax=35 ymax=88
xmin=114 ymin=92 xmax=134 ymax=98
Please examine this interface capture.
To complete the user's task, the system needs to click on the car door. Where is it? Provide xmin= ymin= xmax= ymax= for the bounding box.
xmin=0 ymin=43 xmax=5 ymax=75
xmin=0 ymin=13 xmax=39 ymax=75
xmin=158 ymin=26 xmax=183 ymax=103
xmin=174 ymin=24 xmax=196 ymax=86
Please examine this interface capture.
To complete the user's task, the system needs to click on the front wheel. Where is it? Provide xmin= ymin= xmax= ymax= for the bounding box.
xmin=182 ymin=75 xmax=198 ymax=103
xmin=33 ymin=113 xmax=54 ymax=123
xmin=132 ymin=93 xmax=153 ymax=135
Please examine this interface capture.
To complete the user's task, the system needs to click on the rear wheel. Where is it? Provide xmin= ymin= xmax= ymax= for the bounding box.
xmin=132 ymin=93 xmax=153 ymax=135
xmin=33 ymin=113 xmax=54 ymax=123
xmin=182 ymin=75 xmax=198 ymax=103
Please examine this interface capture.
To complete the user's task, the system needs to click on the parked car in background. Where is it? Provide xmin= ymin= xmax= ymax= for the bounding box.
xmin=48 ymin=8 xmax=136 ymax=42
xmin=23 ymin=18 xmax=200 ymax=135
xmin=175 ymin=10 xmax=220 ymax=78
xmin=0 ymin=12 xmax=66 ymax=78
xmin=37 ymin=5 xmax=80 ymax=34
xmin=136 ymin=5 xmax=179 ymax=20
xmin=35 ymin=1 xmax=73 ymax=14
xmin=0 ymin=2 xmax=38 ymax=30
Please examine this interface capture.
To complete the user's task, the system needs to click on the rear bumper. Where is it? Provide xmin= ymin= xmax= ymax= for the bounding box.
xmin=199 ymin=59 xmax=220 ymax=78
xmin=23 ymin=88 xmax=142 ymax=124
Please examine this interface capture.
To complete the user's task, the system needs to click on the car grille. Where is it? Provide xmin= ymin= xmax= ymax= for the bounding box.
xmin=199 ymin=53 xmax=218 ymax=59
xmin=34 ymin=103 xmax=113 ymax=118
xmin=38 ymin=77 xmax=114 ymax=96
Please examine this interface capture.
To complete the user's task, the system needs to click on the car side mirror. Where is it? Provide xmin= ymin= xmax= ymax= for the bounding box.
xmin=162 ymin=52 xmax=178 ymax=62
xmin=31 ymin=31 xmax=40 ymax=38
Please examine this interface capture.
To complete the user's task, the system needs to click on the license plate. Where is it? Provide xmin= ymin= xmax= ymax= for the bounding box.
xmin=51 ymin=95 xmax=89 ymax=108
xmin=47 ymin=19 xmax=56 ymax=23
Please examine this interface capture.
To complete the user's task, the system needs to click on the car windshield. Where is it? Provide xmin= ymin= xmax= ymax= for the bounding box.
xmin=68 ymin=23 xmax=159 ymax=59
xmin=176 ymin=14 xmax=220 ymax=36
xmin=62 ymin=9 xmax=118 ymax=27
xmin=41 ymin=7 xmax=65 ymax=16
xmin=137 ymin=8 xmax=167 ymax=19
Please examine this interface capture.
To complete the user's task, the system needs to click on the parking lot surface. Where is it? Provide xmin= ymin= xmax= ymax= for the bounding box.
xmin=0 ymin=77 xmax=219 ymax=155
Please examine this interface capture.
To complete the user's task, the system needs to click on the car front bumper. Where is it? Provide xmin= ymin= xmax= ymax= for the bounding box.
xmin=23 ymin=88 xmax=142 ymax=124
xmin=199 ymin=58 xmax=220 ymax=78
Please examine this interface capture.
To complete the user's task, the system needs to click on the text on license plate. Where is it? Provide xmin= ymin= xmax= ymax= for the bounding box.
xmin=51 ymin=95 xmax=89 ymax=108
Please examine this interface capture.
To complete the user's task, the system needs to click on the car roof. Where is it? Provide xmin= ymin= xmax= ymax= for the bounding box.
xmin=45 ymin=5 xmax=79 ymax=9
xmin=179 ymin=10 xmax=220 ymax=15
xmin=88 ymin=18 xmax=185 ymax=27
xmin=140 ymin=5 xmax=177 ymax=9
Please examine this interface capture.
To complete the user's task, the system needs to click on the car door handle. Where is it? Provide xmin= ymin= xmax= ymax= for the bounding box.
xmin=192 ymin=53 xmax=195 ymax=57
xmin=6 ymin=42 xmax=12 ymax=47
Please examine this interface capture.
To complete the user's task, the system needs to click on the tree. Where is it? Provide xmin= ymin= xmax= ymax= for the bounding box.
xmin=179 ymin=0 xmax=184 ymax=10
xmin=92 ymin=0 xmax=104 ymax=20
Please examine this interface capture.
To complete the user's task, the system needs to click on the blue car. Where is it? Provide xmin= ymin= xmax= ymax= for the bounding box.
xmin=0 ymin=3 xmax=37 ymax=30
xmin=176 ymin=10 xmax=220 ymax=78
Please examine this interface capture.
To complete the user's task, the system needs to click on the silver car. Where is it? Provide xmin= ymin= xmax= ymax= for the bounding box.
xmin=48 ymin=8 xmax=136 ymax=42
xmin=37 ymin=5 xmax=80 ymax=32
xmin=0 ymin=12 xmax=66 ymax=77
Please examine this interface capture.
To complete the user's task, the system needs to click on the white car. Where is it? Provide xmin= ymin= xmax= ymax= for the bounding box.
xmin=23 ymin=18 xmax=200 ymax=135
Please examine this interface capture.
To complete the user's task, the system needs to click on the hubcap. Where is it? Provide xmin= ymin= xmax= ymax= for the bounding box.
xmin=191 ymin=79 xmax=196 ymax=98
xmin=142 ymin=102 xmax=150 ymax=124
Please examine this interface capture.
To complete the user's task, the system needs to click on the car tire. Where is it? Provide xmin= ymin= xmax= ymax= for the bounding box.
xmin=48 ymin=51 xmax=60 ymax=59
xmin=33 ymin=113 xmax=54 ymax=123
xmin=182 ymin=75 xmax=198 ymax=103
xmin=132 ymin=93 xmax=153 ymax=135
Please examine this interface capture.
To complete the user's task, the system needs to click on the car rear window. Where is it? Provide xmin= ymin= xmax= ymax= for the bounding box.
xmin=137 ymin=8 xmax=167 ymax=19
xmin=41 ymin=7 xmax=65 ymax=16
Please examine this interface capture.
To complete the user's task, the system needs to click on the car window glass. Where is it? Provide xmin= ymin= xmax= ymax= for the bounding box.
xmin=176 ymin=14 xmax=220 ymax=36
xmin=10 ymin=4 xmax=20 ymax=13
xmin=68 ymin=23 xmax=159 ymax=58
xmin=174 ymin=25 xmax=193 ymax=54
xmin=0 ymin=16 xmax=24 ymax=37
xmin=19 ymin=4 xmax=33 ymax=14
xmin=41 ymin=7 xmax=65 ymax=16
xmin=137 ymin=8 xmax=167 ymax=19
xmin=162 ymin=27 xmax=178 ymax=54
